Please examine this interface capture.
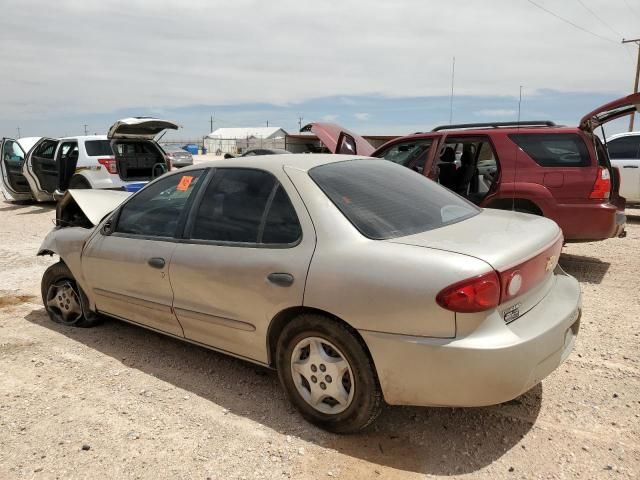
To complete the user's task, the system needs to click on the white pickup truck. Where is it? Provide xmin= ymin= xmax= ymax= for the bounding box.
xmin=608 ymin=132 xmax=640 ymax=204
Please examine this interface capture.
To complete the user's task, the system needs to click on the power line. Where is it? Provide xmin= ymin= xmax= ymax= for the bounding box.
xmin=526 ymin=0 xmax=618 ymax=44
xmin=575 ymin=0 xmax=622 ymax=38
xmin=623 ymin=0 xmax=640 ymax=21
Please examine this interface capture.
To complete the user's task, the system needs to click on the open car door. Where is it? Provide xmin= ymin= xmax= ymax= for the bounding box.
xmin=579 ymin=93 xmax=640 ymax=132
xmin=1 ymin=138 xmax=34 ymax=201
xmin=22 ymin=137 xmax=60 ymax=202
xmin=301 ymin=122 xmax=375 ymax=156
xmin=107 ymin=117 xmax=179 ymax=140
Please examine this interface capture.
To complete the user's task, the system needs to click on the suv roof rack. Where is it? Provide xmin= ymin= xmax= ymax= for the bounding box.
xmin=431 ymin=120 xmax=557 ymax=132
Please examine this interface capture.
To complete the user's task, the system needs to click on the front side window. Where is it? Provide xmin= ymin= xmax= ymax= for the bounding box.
xmin=190 ymin=169 xmax=301 ymax=245
xmin=115 ymin=170 xmax=204 ymax=237
xmin=376 ymin=139 xmax=433 ymax=171
xmin=509 ymin=133 xmax=591 ymax=167
xmin=309 ymin=159 xmax=479 ymax=240
xmin=3 ymin=140 xmax=25 ymax=167
xmin=607 ymin=136 xmax=640 ymax=160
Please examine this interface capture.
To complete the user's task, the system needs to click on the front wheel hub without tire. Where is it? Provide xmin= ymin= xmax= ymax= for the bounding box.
xmin=46 ymin=281 xmax=83 ymax=325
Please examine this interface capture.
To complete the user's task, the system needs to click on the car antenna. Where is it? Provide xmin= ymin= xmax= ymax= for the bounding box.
xmin=512 ymin=86 xmax=523 ymax=212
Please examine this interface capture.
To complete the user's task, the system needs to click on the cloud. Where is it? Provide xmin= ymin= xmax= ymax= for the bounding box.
xmin=474 ymin=109 xmax=517 ymax=117
xmin=322 ymin=114 xmax=339 ymax=122
xmin=354 ymin=112 xmax=371 ymax=121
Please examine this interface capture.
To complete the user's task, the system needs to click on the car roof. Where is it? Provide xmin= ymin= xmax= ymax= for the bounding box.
xmin=59 ymin=135 xmax=108 ymax=141
xmin=403 ymin=126 xmax=582 ymax=139
xmin=607 ymin=131 xmax=640 ymax=141
xmin=180 ymin=153 xmax=371 ymax=173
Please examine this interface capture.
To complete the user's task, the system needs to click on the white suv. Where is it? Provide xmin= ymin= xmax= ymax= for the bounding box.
xmin=607 ymin=131 xmax=640 ymax=203
xmin=1 ymin=118 xmax=178 ymax=202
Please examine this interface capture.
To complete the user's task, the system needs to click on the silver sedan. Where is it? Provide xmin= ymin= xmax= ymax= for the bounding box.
xmin=38 ymin=154 xmax=581 ymax=433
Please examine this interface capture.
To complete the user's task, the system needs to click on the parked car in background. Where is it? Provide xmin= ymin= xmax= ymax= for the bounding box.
xmin=224 ymin=148 xmax=292 ymax=159
xmin=607 ymin=131 xmax=640 ymax=203
xmin=40 ymin=154 xmax=580 ymax=433
xmin=0 ymin=117 xmax=177 ymax=202
xmin=161 ymin=144 xmax=194 ymax=168
xmin=306 ymin=93 xmax=639 ymax=241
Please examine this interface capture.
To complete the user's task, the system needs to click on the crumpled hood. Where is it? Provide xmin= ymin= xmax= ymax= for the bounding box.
xmin=387 ymin=208 xmax=562 ymax=271
xmin=57 ymin=189 xmax=132 ymax=227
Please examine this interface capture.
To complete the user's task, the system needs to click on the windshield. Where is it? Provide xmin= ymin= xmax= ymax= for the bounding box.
xmin=309 ymin=159 xmax=479 ymax=240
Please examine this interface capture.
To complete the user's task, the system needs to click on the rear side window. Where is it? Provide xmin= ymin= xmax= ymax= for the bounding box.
xmin=309 ymin=159 xmax=479 ymax=240
xmin=190 ymin=169 xmax=301 ymax=245
xmin=607 ymin=136 xmax=640 ymax=159
xmin=85 ymin=140 xmax=113 ymax=157
xmin=375 ymin=139 xmax=433 ymax=171
xmin=509 ymin=133 xmax=590 ymax=167
xmin=33 ymin=140 xmax=58 ymax=159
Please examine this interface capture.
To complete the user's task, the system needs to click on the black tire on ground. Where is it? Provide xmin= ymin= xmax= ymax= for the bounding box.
xmin=68 ymin=175 xmax=92 ymax=189
xmin=276 ymin=314 xmax=383 ymax=433
xmin=41 ymin=262 xmax=101 ymax=328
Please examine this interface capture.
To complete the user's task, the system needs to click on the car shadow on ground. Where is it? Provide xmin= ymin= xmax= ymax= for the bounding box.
xmin=559 ymin=253 xmax=610 ymax=284
xmin=626 ymin=213 xmax=640 ymax=224
xmin=24 ymin=308 xmax=541 ymax=476
xmin=0 ymin=200 xmax=55 ymax=215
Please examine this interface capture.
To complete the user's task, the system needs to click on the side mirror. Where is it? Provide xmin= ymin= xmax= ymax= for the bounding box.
xmin=101 ymin=219 xmax=114 ymax=236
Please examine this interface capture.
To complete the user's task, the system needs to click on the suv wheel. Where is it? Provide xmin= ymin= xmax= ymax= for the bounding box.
xmin=41 ymin=262 xmax=100 ymax=327
xmin=276 ymin=314 xmax=383 ymax=433
xmin=69 ymin=175 xmax=92 ymax=189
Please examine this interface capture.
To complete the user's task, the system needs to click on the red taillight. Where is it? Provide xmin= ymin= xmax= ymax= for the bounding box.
xmin=589 ymin=166 xmax=610 ymax=200
xmin=436 ymin=271 xmax=501 ymax=313
xmin=98 ymin=157 xmax=117 ymax=174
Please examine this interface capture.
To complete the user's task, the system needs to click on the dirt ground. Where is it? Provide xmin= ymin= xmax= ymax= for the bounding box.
xmin=0 ymin=199 xmax=638 ymax=480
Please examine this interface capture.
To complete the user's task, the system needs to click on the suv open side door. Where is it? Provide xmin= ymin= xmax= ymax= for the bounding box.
xmin=1 ymin=138 xmax=33 ymax=201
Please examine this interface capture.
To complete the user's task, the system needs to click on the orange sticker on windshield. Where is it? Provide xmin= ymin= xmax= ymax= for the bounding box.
xmin=177 ymin=176 xmax=194 ymax=191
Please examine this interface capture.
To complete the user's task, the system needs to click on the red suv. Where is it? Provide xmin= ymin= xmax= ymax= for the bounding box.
xmin=305 ymin=94 xmax=638 ymax=241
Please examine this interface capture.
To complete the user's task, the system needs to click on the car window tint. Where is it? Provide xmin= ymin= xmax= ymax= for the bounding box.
xmin=509 ymin=133 xmax=590 ymax=167
xmin=191 ymin=169 xmax=276 ymax=243
xmin=3 ymin=140 xmax=25 ymax=167
xmin=309 ymin=159 xmax=479 ymax=240
xmin=261 ymin=185 xmax=302 ymax=244
xmin=33 ymin=140 xmax=58 ymax=159
xmin=607 ymin=136 xmax=640 ymax=159
xmin=375 ymin=139 xmax=433 ymax=169
xmin=116 ymin=170 xmax=204 ymax=237
xmin=85 ymin=140 xmax=113 ymax=157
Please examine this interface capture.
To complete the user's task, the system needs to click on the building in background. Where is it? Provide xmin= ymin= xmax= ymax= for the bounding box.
xmin=205 ymin=127 xmax=287 ymax=155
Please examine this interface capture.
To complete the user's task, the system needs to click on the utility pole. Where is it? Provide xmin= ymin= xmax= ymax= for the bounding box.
xmin=266 ymin=120 xmax=269 ymax=127
xmin=17 ymin=126 xmax=21 ymax=137
xmin=297 ymin=116 xmax=304 ymax=131
xmin=84 ymin=124 xmax=88 ymax=135
xmin=622 ymin=38 xmax=640 ymax=131
xmin=210 ymin=114 xmax=214 ymax=134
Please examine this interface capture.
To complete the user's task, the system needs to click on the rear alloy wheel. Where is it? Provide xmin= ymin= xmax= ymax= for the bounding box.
xmin=41 ymin=262 xmax=100 ymax=327
xmin=276 ymin=314 xmax=382 ymax=433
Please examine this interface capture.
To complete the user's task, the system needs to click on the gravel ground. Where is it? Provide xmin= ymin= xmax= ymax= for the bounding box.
xmin=0 ymin=199 xmax=638 ymax=479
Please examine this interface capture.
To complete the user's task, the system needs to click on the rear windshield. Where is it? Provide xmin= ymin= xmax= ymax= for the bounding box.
xmin=509 ymin=133 xmax=590 ymax=167
xmin=309 ymin=159 xmax=479 ymax=240
xmin=84 ymin=140 xmax=113 ymax=157
xmin=607 ymin=136 xmax=640 ymax=159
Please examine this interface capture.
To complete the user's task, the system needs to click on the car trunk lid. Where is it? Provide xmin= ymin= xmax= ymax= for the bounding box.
xmin=107 ymin=117 xmax=179 ymax=140
xmin=388 ymin=209 xmax=564 ymax=322
xmin=301 ymin=122 xmax=375 ymax=156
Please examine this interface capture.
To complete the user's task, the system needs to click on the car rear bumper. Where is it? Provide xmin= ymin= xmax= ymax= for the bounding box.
xmin=554 ymin=202 xmax=623 ymax=241
xmin=360 ymin=270 xmax=581 ymax=407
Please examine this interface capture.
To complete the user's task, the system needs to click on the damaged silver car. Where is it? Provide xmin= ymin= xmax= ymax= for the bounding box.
xmin=38 ymin=154 xmax=581 ymax=433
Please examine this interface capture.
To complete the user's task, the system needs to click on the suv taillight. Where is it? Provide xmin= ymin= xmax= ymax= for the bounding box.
xmin=589 ymin=166 xmax=610 ymax=200
xmin=436 ymin=271 xmax=501 ymax=313
xmin=98 ymin=157 xmax=117 ymax=174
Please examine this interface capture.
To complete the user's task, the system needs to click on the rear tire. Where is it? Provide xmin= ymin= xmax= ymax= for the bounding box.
xmin=41 ymin=262 xmax=101 ymax=328
xmin=276 ymin=314 xmax=383 ymax=433
xmin=68 ymin=175 xmax=91 ymax=189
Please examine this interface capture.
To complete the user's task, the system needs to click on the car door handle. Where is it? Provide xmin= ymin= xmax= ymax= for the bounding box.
xmin=622 ymin=165 xmax=638 ymax=168
xmin=267 ymin=273 xmax=294 ymax=287
xmin=148 ymin=257 xmax=166 ymax=269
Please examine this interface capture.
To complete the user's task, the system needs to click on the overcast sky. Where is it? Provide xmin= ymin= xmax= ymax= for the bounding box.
xmin=1 ymin=0 xmax=638 ymax=138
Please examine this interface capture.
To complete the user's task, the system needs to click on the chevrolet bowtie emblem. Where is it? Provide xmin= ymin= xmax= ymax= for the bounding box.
xmin=546 ymin=255 xmax=557 ymax=272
